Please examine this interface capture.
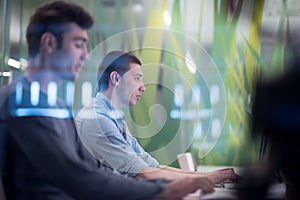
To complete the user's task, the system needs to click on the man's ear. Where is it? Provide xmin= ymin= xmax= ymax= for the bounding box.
xmin=40 ymin=32 xmax=57 ymax=54
xmin=110 ymin=71 xmax=120 ymax=86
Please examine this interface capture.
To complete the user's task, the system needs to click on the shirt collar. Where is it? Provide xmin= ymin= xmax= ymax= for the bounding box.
xmin=95 ymin=92 xmax=125 ymax=120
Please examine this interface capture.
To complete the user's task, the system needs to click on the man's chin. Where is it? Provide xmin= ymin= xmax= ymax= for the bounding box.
xmin=129 ymin=101 xmax=137 ymax=106
xmin=59 ymin=73 xmax=76 ymax=82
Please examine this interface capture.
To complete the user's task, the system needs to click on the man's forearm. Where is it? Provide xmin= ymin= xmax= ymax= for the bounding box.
xmin=135 ymin=166 xmax=193 ymax=180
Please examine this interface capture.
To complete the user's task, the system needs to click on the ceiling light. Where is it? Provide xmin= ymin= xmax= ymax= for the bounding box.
xmin=163 ymin=11 xmax=172 ymax=26
xmin=8 ymin=58 xmax=20 ymax=69
xmin=0 ymin=71 xmax=11 ymax=77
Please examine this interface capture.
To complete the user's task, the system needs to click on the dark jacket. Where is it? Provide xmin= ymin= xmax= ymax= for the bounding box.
xmin=0 ymin=77 xmax=165 ymax=200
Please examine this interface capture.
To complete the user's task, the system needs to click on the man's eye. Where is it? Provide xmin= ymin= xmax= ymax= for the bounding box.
xmin=75 ymin=43 xmax=83 ymax=48
xmin=75 ymin=41 xmax=86 ymax=48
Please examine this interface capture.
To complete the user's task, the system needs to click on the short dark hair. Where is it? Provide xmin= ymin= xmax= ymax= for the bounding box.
xmin=97 ymin=51 xmax=142 ymax=91
xmin=26 ymin=0 xmax=94 ymax=58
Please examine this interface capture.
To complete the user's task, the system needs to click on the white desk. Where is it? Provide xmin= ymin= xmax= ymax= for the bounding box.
xmin=183 ymin=165 xmax=286 ymax=200
xmin=197 ymin=165 xmax=243 ymax=174
xmin=184 ymin=188 xmax=236 ymax=200
xmin=184 ymin=184 xmax=286 ymax=200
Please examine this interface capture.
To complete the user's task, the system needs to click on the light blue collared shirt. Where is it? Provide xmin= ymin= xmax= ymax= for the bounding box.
xmin=75 ymin=92 xmax=159 ymax=177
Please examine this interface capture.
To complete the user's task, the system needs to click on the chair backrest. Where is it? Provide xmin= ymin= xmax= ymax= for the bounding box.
xmin=0 ymin=122 xmax=7 ymax=200
xmin=0 ymin=86 xmax=8 ymax=200
xmin=0 ymin=177 xmax=6 ymax=200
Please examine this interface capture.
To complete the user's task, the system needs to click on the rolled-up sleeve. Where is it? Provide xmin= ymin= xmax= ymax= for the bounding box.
xmin=128 ymin=134 xmax=159 ymax=168
xmin=76 ymin=114 xmax=151 ymax=177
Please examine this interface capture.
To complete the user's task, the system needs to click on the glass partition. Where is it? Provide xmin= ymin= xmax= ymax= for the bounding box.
xmin=1 ymin=0 xmax=298 ymax=167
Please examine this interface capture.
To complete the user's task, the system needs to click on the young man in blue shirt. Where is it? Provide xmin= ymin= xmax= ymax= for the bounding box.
xmin=76 ymin=50 xmax=241 ymax=183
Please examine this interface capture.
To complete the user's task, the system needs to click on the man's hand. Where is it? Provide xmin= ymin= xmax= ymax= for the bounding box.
xmin=202 ymin=168 xmax=242 ymax=184
xmin=155 ymin=176 xmax=214 ymax=199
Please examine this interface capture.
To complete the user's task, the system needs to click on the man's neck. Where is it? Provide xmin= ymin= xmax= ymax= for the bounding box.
xmin=101 ymin=89 xmax=122 ymax=109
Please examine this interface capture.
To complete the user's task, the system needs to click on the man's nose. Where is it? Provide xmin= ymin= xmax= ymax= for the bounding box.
xmin=139 ymin=83 xmax=146 ymax=92
xmin=82 ymin=46 xmax=89 ymax=60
